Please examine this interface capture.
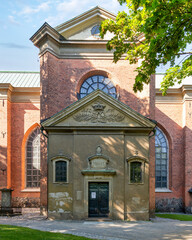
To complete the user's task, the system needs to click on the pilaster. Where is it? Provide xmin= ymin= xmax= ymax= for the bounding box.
xmin=182 ymin=85 xmax=192 ymax=213
xmin=0 ymin=84 xmax=12 ymax=189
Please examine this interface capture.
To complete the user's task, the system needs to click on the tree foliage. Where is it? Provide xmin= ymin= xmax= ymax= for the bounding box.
xmin=100 ymin=0 xmax=192 ymax=95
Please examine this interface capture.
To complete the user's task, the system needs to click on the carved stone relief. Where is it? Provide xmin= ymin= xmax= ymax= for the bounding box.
xmin=88 ymin=146 xmax=109 ymax=170
xmin=73 ymin=102 xmax=125 ymax=123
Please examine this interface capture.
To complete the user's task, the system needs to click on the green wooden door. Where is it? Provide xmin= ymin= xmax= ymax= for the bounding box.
xmin=88 ymin=182 xmax=109 ymax=217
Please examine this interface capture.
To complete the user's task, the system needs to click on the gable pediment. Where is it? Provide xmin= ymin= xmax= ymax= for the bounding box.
xmin=41 ymin=90 xmax=156 ymax=129
xmin=55 ymin=6 xmax=116 ymax=40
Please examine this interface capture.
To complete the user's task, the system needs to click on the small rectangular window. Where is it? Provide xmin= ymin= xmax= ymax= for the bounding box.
xmin=130 ymin=162 xmax=142 ymax=183
xmin=55 ymin=161 xmax=67 ymax=182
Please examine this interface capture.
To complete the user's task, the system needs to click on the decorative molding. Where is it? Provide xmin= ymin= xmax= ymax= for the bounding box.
xmin=88 ymin=146 xmax=109 ymax=170
xmin=50 ymin=155 xmax=72 ymax=162
xmin=81 ymin=146 xmax=116 ymax=176
xmin=126 ymin=155 xmax=148 ymax=163
xmin=73 ymin=102 xmax=125 ymax=123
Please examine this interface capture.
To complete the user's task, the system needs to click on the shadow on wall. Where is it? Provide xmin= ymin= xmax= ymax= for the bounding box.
xmin=40 ymin=54 xmax=151 ymax=119
xmin=155 ymin=106 xmax=191 ymax=212
xmin=0 ymin=146 xmax=8 ymax=189
xmin=11 ymin=103 xmax=40 ymax=195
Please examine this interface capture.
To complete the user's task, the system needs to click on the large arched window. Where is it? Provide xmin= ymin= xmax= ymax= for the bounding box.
xmin=26 ymin=127 xmax=40 ymax=188
xmin=155 ymin=127 xmax=169 ymax=189
xmin=79 ymin=75 xmax=117 ymax=99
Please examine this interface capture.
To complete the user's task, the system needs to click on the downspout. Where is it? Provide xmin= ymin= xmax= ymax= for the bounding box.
xmin=40 ymin=126 xmax=48 ymax=138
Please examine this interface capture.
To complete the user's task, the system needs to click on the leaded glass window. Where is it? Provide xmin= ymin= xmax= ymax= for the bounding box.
xmin=155 ymin=127 xmax=168 ymax=188
xmin=79 ymin=75 xmax=117 ymax=99
xmin=130 ymin=161 xmax=142 ymax=183
xmin=26 ymin=128 xmax=40 ymax=188
xmin=55 ymin=161 xmax=67 ymax=182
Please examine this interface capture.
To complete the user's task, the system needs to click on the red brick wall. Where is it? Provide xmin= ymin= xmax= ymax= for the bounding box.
xmin=155 ymin=103 xmax=185 ymax=211
xmin=10 ymin=102 xmax=40 ymax=207
xmin=41 ymin=53 xmax=152 ymax=117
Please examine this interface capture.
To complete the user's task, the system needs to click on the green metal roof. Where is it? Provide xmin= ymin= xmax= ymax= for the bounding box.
xmin=0 ymin=71 xmax=40 ymax=87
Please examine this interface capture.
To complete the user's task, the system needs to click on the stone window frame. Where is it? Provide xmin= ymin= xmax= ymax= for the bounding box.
xmin=155 ymin=127 xmax=170 ymax=191
xmin=127 ymin=156 xmax=147 ymax=185
xmin=25 ymin=127 xmax=40 ymax=189
xmin=51 ymin=156 xmax=71 ymax=184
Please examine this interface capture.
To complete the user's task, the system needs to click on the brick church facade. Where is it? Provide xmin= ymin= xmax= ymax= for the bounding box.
xmin=0 ymin=7 xmax=192 ymax=219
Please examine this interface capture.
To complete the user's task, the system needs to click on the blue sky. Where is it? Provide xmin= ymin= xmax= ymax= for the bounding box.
xmin=0 ymin=0 xmax=127 ymax=72
xmin=0 ymin=0 xmax=189 ymax=73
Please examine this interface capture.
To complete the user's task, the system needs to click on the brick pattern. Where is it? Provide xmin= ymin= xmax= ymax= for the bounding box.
xmin=155 ymin=103 xmax=185 ymax=211
xmin=10 ymin=103 xmax=40 ymax=202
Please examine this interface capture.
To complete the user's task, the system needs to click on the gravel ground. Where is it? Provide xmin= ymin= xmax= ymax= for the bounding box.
xmin=0 ymin=214 xmax=192 ymax=240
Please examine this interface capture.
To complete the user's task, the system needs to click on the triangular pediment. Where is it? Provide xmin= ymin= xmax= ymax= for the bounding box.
xmin=41 ymin=90 xmax=156 ymax=129
xmin=55 ymin=6 xmax=116 ymax=40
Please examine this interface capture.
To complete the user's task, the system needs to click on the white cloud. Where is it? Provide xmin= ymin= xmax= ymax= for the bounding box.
xmin=20 ymin=2 xmax=50 ymax=15
xmin=8 ymin=15 xmax=20 ymax=25
xmin=45 ymin=0 xmax=90 ymax=26
xmin=43 ymin=0 xmax=126 ymax=26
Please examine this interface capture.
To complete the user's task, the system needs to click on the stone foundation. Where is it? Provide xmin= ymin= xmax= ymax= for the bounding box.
xmin=12 ymin=197 xmax=40 ymax=208
xmin=156 ymin=198 xmax=184 ymax=212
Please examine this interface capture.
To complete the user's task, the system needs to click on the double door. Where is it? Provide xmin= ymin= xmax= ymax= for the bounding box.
xmin=88 ymin=182 xmax=109 ymax=217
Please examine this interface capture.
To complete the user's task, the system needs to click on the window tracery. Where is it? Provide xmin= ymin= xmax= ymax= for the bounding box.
xmin=26 ymin=127 xmax=40 ymax=188
xmin=155 ymin=127 xmax=169 ymax=188
xmin=79 ymin=75 xmax=117 ymax=99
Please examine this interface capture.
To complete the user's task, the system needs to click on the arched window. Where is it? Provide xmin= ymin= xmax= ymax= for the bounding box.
xmin=79 ymin=75 xmax=117 ymax=99
xmin=155 ymin=127 xmax=168 ymax=188
xmin=26 ymin=127 xmax=40 ymax=188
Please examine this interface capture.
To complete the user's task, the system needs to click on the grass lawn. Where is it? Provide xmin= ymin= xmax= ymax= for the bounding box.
xmin=0 ymin=225 xmax=95 ymax=240
xmin=156 ymin=213 xmax=192 ymax=221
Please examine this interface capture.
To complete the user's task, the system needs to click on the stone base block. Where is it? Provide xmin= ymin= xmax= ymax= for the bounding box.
xmin=156 ymin=198 xmax=183 ymax=212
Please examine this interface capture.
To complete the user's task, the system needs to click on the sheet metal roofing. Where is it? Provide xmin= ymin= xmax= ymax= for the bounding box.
xmin=0 ymin=71 xmax=40 ymax=87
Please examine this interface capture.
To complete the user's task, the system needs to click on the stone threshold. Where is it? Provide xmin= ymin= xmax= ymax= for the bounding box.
xmin=85 ymin=218 xmax=112 ymax=222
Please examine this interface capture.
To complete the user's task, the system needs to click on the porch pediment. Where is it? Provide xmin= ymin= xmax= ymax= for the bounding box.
xmin=41 ymin=90 xmax=156 ymax=130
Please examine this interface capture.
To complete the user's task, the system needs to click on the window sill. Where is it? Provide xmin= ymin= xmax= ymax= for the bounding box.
xmin=21 ymin=188 xmax=40 ymax=193
xmin=155 ymin=188 xmax=172 ymax=193
xmin=53 ymin=182 xmax=69 ymax=184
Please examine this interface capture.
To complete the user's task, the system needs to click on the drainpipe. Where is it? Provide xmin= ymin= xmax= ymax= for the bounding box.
xmin=40 ymin=126 xmax=48 ymax=138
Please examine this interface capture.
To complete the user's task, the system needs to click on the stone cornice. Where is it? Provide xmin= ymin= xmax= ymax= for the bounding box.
xmin=38 ymin=48 xmax=118 ymax=60
xmin=0 ymin=84 xmax=40 ymax=102
xmin=0 ymin=83 xmax=13 ymax=92
xmin=156 ymin=85 xmax=192 ymax=103
xmin=30 ymin=23 xmax=118 ymax=59
xmin=0 ymin=83 xmax=13 ymax=101
xmin=30 ymin=22 xmax=66 ymax=48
